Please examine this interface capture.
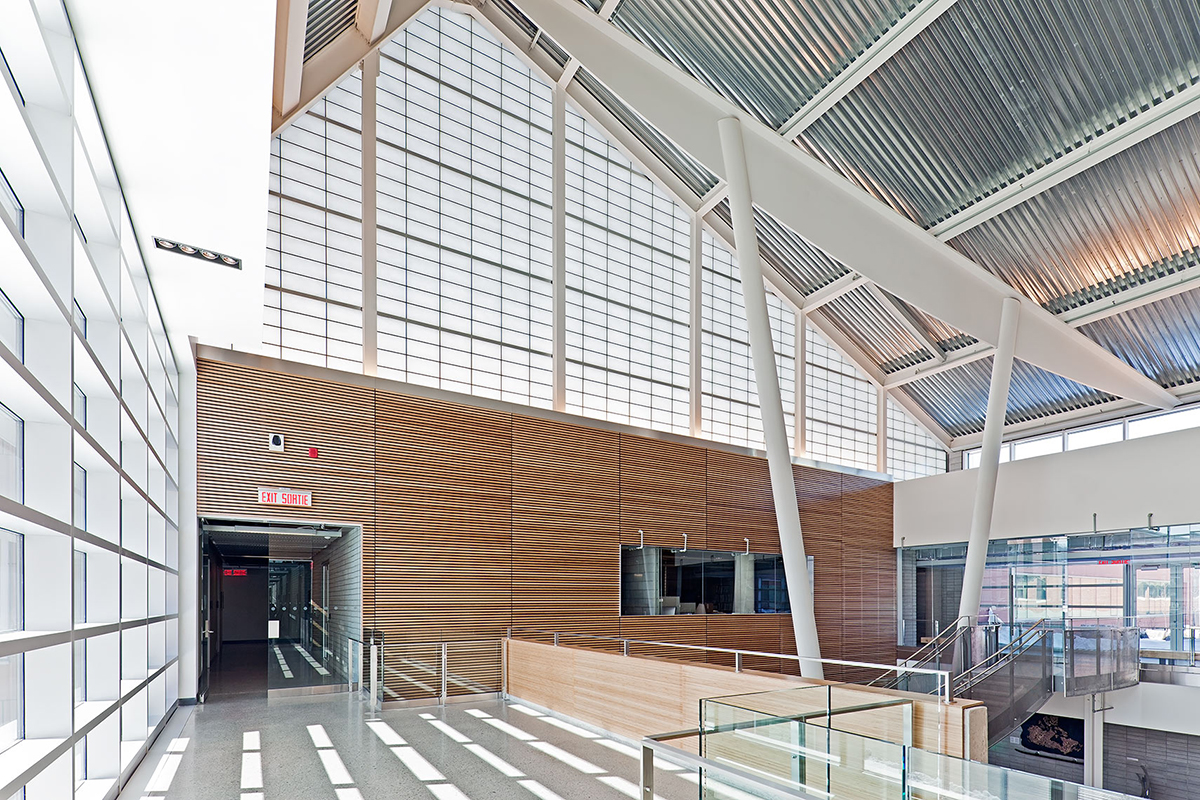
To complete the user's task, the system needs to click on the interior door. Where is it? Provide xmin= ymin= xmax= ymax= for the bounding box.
xmin=198 ymin=536 xmax=211 ymax=702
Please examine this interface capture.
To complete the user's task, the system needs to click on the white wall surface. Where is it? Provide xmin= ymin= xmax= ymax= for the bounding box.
xmin=1042 ymin=682 xmax=1200 ymax=739
xmin=894 ymin=426 xmax=1200 ymax=547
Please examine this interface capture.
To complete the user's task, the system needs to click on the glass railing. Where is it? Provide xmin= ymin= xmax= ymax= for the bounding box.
xmin=640 ymin=689 xmax=1146 ymax=799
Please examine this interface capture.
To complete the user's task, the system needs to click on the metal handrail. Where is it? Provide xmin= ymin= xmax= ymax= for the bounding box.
xmin=953 ymin=621 xmax=1049 ymax=694
xmin=507 ymin=628 xmax=954 ymax=703
xmin=899 ymin=615 xmax=972 ymax=668
xmin=641 ymin=728 xmax=827 ymax=799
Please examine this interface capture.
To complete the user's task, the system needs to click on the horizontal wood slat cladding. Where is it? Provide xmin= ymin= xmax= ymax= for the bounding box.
xmin=195 ymin=357 xmax=897 ymax=697
xmin=706 ymin=450 xmax=780 ymax=552
xmin=705 ymin=615 xmax=783 ymax=672
xmin=511 ymin=417 xmax=620 ymax=638
xmin=619 ymin=435 xmax=707 ymax=549
xmin=374 ymin=392 xmax=513 ymax=645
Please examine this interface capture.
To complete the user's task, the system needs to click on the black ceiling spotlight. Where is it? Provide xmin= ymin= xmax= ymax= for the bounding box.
xmin=154 ymin=237 xmax=241 ymax=269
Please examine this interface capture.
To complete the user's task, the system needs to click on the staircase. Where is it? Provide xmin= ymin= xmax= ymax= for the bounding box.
xmin=873 ymin=619 xmax=1137 ymax=747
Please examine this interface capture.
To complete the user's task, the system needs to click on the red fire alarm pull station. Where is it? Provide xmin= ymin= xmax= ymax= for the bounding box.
xmin=309 ymin=447 xmax=319 ymax=458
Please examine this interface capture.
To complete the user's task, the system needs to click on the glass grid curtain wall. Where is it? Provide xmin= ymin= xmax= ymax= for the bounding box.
xmin=265 ymin=71 xmax=364 ymax=372
xmin=887 ymin=397 xmax=947 ymax=480
xmin=806 ymin=324 xmax=876 ymax=471
xmin=700 ymin=231 xmax=796 ymax=450
xmin=0 ymin=1 xmax=182 ymax=795
xmin=374 ymin=9 xmax=554 ymax=405
xmin=260 ymin=4 xmax=948 ymax=479
xmin=564 ymin=107 xmax=691 ymax=432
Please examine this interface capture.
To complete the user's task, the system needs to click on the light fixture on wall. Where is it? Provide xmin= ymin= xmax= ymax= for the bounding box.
xmin=681 ymin=533 xmax=688 ymax=553
xmin=636 ymin=529 xmax=644 ymax=550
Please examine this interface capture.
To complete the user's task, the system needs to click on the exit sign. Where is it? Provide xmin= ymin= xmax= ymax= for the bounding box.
xmin=223 ymin=569 xmax=248 ymax=577
xmin=257 ymin=487 xmax=312 ymax=507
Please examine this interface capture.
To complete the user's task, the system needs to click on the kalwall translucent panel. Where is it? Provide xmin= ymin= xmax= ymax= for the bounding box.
xmin=564 ymin=107 xmax=691 ymax=433
xmin=265 ymin=71 xmax=364 ymax=373
xmin=806 ymin=324 xmax=876 ymax=471
xmin=886 ymin=397 xmax=947 ymax=480
xmin=373 ymin=8 xmax=553 ymax=406
xmin=700 ymin=232 xmax=796 ymax=450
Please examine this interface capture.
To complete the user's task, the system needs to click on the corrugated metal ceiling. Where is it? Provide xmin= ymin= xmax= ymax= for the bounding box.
xmin=902 ymin=358 xmax=1115 ymax=438
xmin=949 ymin=116 xmax=1200 ymax=315
xmin=797 ymin=0 xmax=1200 ymax=229
xmin=611 ymin=0 xmax=914 ymax=129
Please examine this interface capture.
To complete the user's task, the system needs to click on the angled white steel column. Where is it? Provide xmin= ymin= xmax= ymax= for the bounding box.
xmin=795 ymin=315 xmax=807 ymax=457
xmin=719 ymin=116 xmax=822 ymax=678
xmin=957 ymin=297 xmax=1021 ymax=626
xmin=551 ymin=83 xmax=567 ymax=412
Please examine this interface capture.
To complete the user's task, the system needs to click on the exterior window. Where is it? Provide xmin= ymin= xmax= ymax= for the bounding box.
xmin=74 ymin=738 xmax=86 ymax=784
xmin=0 ymin=404 xmax=21 ymax=503
xmin=620 ymin=546 xmax=796 ymax=615
xmin=74 ymin=550 xmax=86 ymax=625
xmin=73 ymin=639 xmax=85 ymax=707
xmin=73 ymin=384 xmax=87 ymax=428
xmin=73 ymin=463 xmax=86 ymax=531
xmin=72 ymin=300 xmax=87 ymax=338
xmin=0 ymin=288 xmax=21 ymax=361
xmin=0 ymin=529 xmax=21 ymax=633
xmin=0 ymin=168 xmax=21 ymax=236
xmin=0 ymin=654 xmax=21 ymax=753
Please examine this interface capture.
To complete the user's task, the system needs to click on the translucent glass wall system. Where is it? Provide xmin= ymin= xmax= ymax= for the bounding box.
xmin=374 ymin=9 xmax=554 ymax=405
xmin=886 ymin=398 xmax=947 ymax=480
xmin=564 ymin=108 xmax=691 ymax=432
xmin=0 ymin=1 xmax=182 ymax=795
xmin=261 ymin=4 xmax=950 ymax=478
xmin=700 ymin=232 xmax=796 ymax=450
xmin=265 ymin=73 xmax=364 ymax=372
xmin=806 ymin=324 xmax=876 ymax=471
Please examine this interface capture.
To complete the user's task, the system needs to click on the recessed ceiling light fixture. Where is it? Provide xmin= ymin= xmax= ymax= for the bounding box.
xmin=154 ymin=237 xmax=241 ymax=269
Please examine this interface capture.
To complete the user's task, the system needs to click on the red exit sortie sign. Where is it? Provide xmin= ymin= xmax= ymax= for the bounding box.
xmin=223 ymin=569 xmax=248 ymax=577
xmin=257 ymin=487 xmax=313 ymax=507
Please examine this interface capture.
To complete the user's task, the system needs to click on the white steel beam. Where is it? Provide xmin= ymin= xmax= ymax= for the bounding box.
xmin=777 ymin=0 xmax=960 ymax=140
xmin=865 ymin=283 xmax=945 ymax=363
xmin=356 ymin=0 xmax=396 ymax=43
xmin=720 ymin=116 xmax=822 ymax=679
xmin=689 ymin=213 xmax=703 ymax=438
xmin=516 ymin=0 xmax=1177 ymax=411
xmin=887 ymin=257 xmax=1200 ymax=388
xmin=801 ymin=273 xmax=863 ymax=311
xmin=361 ymin=51 xmax=380 ymax=376
xmin=273 ymin=0 xmax=309 ymax=116
xmin=272 ymin=0 xmax=430 ymax=135
xmin=931 ymin=88 xmax=1200 ymax=241
xmin=552 ymin=83 xmax=567 ymax=412
xmin=597 ymin=0 xmax=621 ymax=21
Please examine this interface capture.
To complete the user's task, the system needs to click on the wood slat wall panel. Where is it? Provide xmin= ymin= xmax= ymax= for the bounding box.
xmin=196 ymin=360 xmax=376 ymax=526
xmin=706 ymin=450 xmax=779 ymax=552
xmin=196 ymin=357 xmax=898 ymax=693
xmin=619 ymin=435 xmax=707 ymax=549
xmin=619 ymin=615 xmax=707 ymax=661
xmin=705 ymin=615 xmax=783 ymax=672
xmin=511 ymin=416 xmax=620 ymax=638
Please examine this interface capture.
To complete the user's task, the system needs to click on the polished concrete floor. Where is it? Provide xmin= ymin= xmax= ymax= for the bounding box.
xmin=206 ymin=641 xmax=347 ymax=699
xmin=119 ymin=693 xmax=709 ymax=800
